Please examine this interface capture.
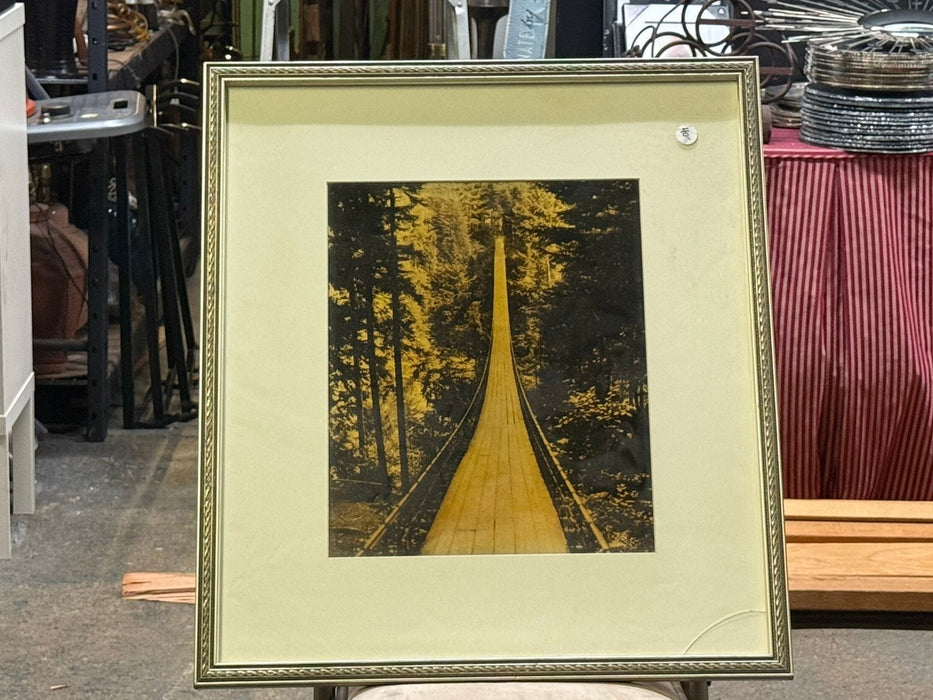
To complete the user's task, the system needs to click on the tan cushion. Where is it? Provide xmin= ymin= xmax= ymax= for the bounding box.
xmin=349 ymin=682 xmax=685 ymax=699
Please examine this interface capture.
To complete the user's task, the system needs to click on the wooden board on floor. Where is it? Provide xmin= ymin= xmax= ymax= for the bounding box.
xmin=784 ymin=500 xmax=933 ymax=612
xmin=789 ymin=574 xmax=933 ymax=612
xmin=787 ymin=542 xmax=933 ymax=579
xmin=785 ymin=520 xmax=933 ymax=543
xmin=784 ymin=499 xmax=933 ymax=523
xmin=122 ymin=572 xmax=195 ymax=604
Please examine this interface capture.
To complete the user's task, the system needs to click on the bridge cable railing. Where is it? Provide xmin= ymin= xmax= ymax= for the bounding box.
xmin=357 ymin=347 xmax=493 ymax=556
xmin=510 ymin=353 xmax=610 ymax=553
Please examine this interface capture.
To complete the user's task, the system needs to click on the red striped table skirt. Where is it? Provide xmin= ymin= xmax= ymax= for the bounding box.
xmin=765 ymin=128 xmax=933 ymax=500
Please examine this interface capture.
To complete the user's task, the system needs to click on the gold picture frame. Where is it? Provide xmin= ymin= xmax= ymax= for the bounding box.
xmin=197 ymin=59 xmax=790 ymax=685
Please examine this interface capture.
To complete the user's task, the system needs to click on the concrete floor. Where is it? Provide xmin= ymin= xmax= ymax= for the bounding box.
xmin=3 ymin=418 xmax=932 ymax=698
xmin=1 ymin=421 xmax=314 ymax=698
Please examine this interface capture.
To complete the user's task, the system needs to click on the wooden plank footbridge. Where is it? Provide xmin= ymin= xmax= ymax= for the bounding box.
xmin=361 ymin=237 xmax=607 ymax=556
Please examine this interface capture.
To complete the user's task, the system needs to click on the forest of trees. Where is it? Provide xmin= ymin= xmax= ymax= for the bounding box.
xmin=328 ymin=180 xmax=653 ymax=555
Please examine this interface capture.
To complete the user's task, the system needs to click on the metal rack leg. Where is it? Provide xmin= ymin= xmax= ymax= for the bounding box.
xmin=87 ymin=0 xmax=108 ymax=92
xmin=86 ymin=138 xmax=110 ymax=442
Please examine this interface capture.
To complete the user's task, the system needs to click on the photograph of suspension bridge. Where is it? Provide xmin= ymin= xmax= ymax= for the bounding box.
xmin=328 ymin=179 xmax=653 ymax=557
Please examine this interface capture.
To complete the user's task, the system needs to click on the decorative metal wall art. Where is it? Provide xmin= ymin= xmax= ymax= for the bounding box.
xmin=610 ymin=1 xmax=795 ymax=99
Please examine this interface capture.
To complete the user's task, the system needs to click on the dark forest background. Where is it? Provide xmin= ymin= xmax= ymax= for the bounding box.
xmin=328 ymin=180 xmax=653 ymax=554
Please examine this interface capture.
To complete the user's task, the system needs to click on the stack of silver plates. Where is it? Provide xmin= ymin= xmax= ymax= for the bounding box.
xmin=764 ymin=82 xmax=805 ymax=128
xmin=806 ymin=41 xmax=933 ymax=92
xmin=800 ymin=82 xmax=933 ymax=153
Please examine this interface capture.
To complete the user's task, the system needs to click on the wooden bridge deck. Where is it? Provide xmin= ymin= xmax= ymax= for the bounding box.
xmin=421 ymin=237 xmax=567 ymax=556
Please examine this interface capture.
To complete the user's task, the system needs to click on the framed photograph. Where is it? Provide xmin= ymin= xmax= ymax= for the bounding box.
xmin=197 ymin=59 xmax=790 ymax=685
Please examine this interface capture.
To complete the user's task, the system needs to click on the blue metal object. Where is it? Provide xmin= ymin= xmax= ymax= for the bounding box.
xmin=503 ymin=0 xmax=551 ymax=58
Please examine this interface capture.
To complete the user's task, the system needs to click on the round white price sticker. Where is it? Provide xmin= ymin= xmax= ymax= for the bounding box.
xmin=676 ymin=125 xmax=698 ymax=146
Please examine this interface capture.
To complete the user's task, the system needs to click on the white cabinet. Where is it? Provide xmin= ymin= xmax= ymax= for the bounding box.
xmin=0 ymin=3 xmax=36 ymax=559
